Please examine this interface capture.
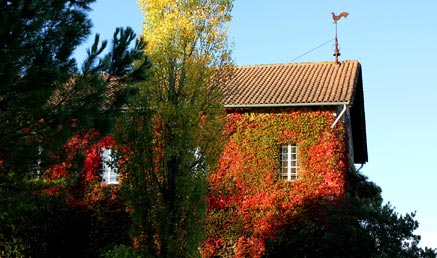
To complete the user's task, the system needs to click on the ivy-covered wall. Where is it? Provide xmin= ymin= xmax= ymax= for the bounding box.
xmin=202 ymin=107 xmax=350 ymax=258
xmin=44 ymin=130 xmax=130 ymax=257
xmin=43 ymin=107 xmax=351 ymax=257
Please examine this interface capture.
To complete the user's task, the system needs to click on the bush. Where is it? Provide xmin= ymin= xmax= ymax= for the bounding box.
xmin=99 ymin=244 xmax=141 ymax=258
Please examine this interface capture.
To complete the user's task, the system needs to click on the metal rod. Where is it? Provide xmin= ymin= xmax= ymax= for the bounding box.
xmin=334 ymin=22 xmax=340 ymax=64
xmin=331 ymin=104 xmax=347 ymax=128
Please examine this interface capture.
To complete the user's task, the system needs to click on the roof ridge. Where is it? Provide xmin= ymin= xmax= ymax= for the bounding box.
xmin=235 ymin=60 xmax=359 ymax=68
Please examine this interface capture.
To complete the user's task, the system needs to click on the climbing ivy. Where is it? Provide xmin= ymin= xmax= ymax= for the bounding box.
xmin=201 ymin=107 xmax=349 ymax=257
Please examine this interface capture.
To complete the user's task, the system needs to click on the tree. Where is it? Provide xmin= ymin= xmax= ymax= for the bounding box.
xmin=263 ymin=169 xmax=437 ymax=258
xmin=0 ymin=0 xmax=94 ymax=179
xmin=0 ymin=1 xmax=150 ymax=256
xmin=115 ymin=0 xmax=233 ymax=257
xmin=0 ymin=0 xmax=148 ymax=180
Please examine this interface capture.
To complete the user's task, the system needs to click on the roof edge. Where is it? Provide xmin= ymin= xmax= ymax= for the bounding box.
xmin=224 ymin=102 xmax=350 ymax=108
xmin=234 ymin=60 xmax=360 ymax=68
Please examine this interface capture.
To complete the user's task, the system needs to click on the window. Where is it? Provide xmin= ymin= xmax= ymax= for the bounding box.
xmin=30 ymin=146 xmax=43 ymax=178
xmin=280 ymin=145 xmax=298 ymax=181
xmin=100 ymin=148 xmax=119 ymax=184
xmin=190 ymin=146 xmax=207 ymax=175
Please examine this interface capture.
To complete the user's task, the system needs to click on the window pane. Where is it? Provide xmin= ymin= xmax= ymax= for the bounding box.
xmin=100 ymin=147 xmax=119 ymax=184
xmin=280 ymin=144 xmax=298 ymax=181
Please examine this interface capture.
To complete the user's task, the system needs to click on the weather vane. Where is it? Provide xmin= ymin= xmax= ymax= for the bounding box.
xmin=331 ymin=12 xmax=349 ymax=64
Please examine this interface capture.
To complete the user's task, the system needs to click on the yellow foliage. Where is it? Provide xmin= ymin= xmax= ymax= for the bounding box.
xmin=138 ymin=0 xmax=233 ymax=69
xmin=137 ymin=0 xmax=234 ymax=134
xmin=132 ymin=2 xmax=234 ymax=256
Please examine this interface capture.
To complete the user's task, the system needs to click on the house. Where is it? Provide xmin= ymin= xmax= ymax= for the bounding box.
xmin=97 ymin=60 xmax=367 ymax=184
xmin=49 ymin=59 xmax=368 ymax=257
xmin=203 ymin=60 xmax=368 ymax=257
xmin=221 ymin=59 xmax=367 ymax=167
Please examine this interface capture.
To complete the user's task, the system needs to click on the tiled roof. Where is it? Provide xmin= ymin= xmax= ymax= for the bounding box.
xmin=222 ymin=60 xmax=361 ymax=107
xmin=49 ymin=75 xmax=123 ymax=108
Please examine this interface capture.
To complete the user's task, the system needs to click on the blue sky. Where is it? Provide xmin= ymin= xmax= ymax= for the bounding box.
xmin=75 ymin=0 xmax=437 ymax=248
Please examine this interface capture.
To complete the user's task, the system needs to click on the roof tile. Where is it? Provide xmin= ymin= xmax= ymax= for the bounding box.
xmin=222 ymin=60 xmax=361 ymax=106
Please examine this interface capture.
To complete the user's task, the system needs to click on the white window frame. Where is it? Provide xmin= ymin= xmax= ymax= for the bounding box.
xmin=100 ymin=147 xmax=119 ymax=184
xmin=280 ymin=145 xmax=298 ymax=181
xmin=31 ymin=145 xmax=43 ymax=177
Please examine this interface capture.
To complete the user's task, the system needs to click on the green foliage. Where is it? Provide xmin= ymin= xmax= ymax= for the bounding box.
xmin=0 ymin=179 xmax=131 ymax=258
xmin=262 ymin=169 xmax=437 ymax=258
xmin=99 ymin=244 xmax=141 ymax=258
xmin=112 ymin=0 xmax=233 ymax=257
xmin=0 ymin=0 xmax=149 ymax=256
xmin=0 ymin=182 xmax=58 ymax=258
xmin=1 ymin=0 xmax=93 ymax=175
xmin=115 ymin=80 xmax=221 ymax=258
xmin=0 ymin=0 xmax=150 ymax=177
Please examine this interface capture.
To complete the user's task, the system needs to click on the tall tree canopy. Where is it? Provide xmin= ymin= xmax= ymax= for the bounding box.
xmin=263 ymin=169 xmax=437 ymax=258
xmin=115 ymin=0 xmax=234 ymax=257
xmin=0 ymin=0 xmax=148 ymax=179
xmin=0 ymin=1 xmax=149 ymax=256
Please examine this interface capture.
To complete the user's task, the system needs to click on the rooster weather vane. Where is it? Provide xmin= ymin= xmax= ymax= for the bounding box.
xmin=331 ymin=12 xmax=349 ymax=64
